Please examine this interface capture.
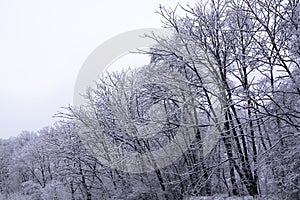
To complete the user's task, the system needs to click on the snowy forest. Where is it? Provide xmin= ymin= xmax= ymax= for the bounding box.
xmin=0 ymin=0 xmax=299 ymax=199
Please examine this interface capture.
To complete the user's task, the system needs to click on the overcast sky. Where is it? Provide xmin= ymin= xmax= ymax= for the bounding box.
xmin=0 ymin=0 xmax=198 ymax=139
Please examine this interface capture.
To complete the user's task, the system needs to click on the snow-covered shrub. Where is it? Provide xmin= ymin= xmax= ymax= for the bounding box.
xmin=40 ymin=180 xmax=71 ymax=200
xmin=21 ymin=181 xmax=41 ymax=200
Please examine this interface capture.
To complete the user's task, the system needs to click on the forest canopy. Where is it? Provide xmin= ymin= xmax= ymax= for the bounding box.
xmin=0 ymin=0 xmax=299 ymax=199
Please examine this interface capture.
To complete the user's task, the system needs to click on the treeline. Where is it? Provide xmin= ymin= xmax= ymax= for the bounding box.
xmin=0 ymin=0 xmax=299 ymax=199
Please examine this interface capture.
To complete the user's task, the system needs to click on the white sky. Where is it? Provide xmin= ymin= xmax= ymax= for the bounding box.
xmin=0 ymin=0 xmax=198 ymax=139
